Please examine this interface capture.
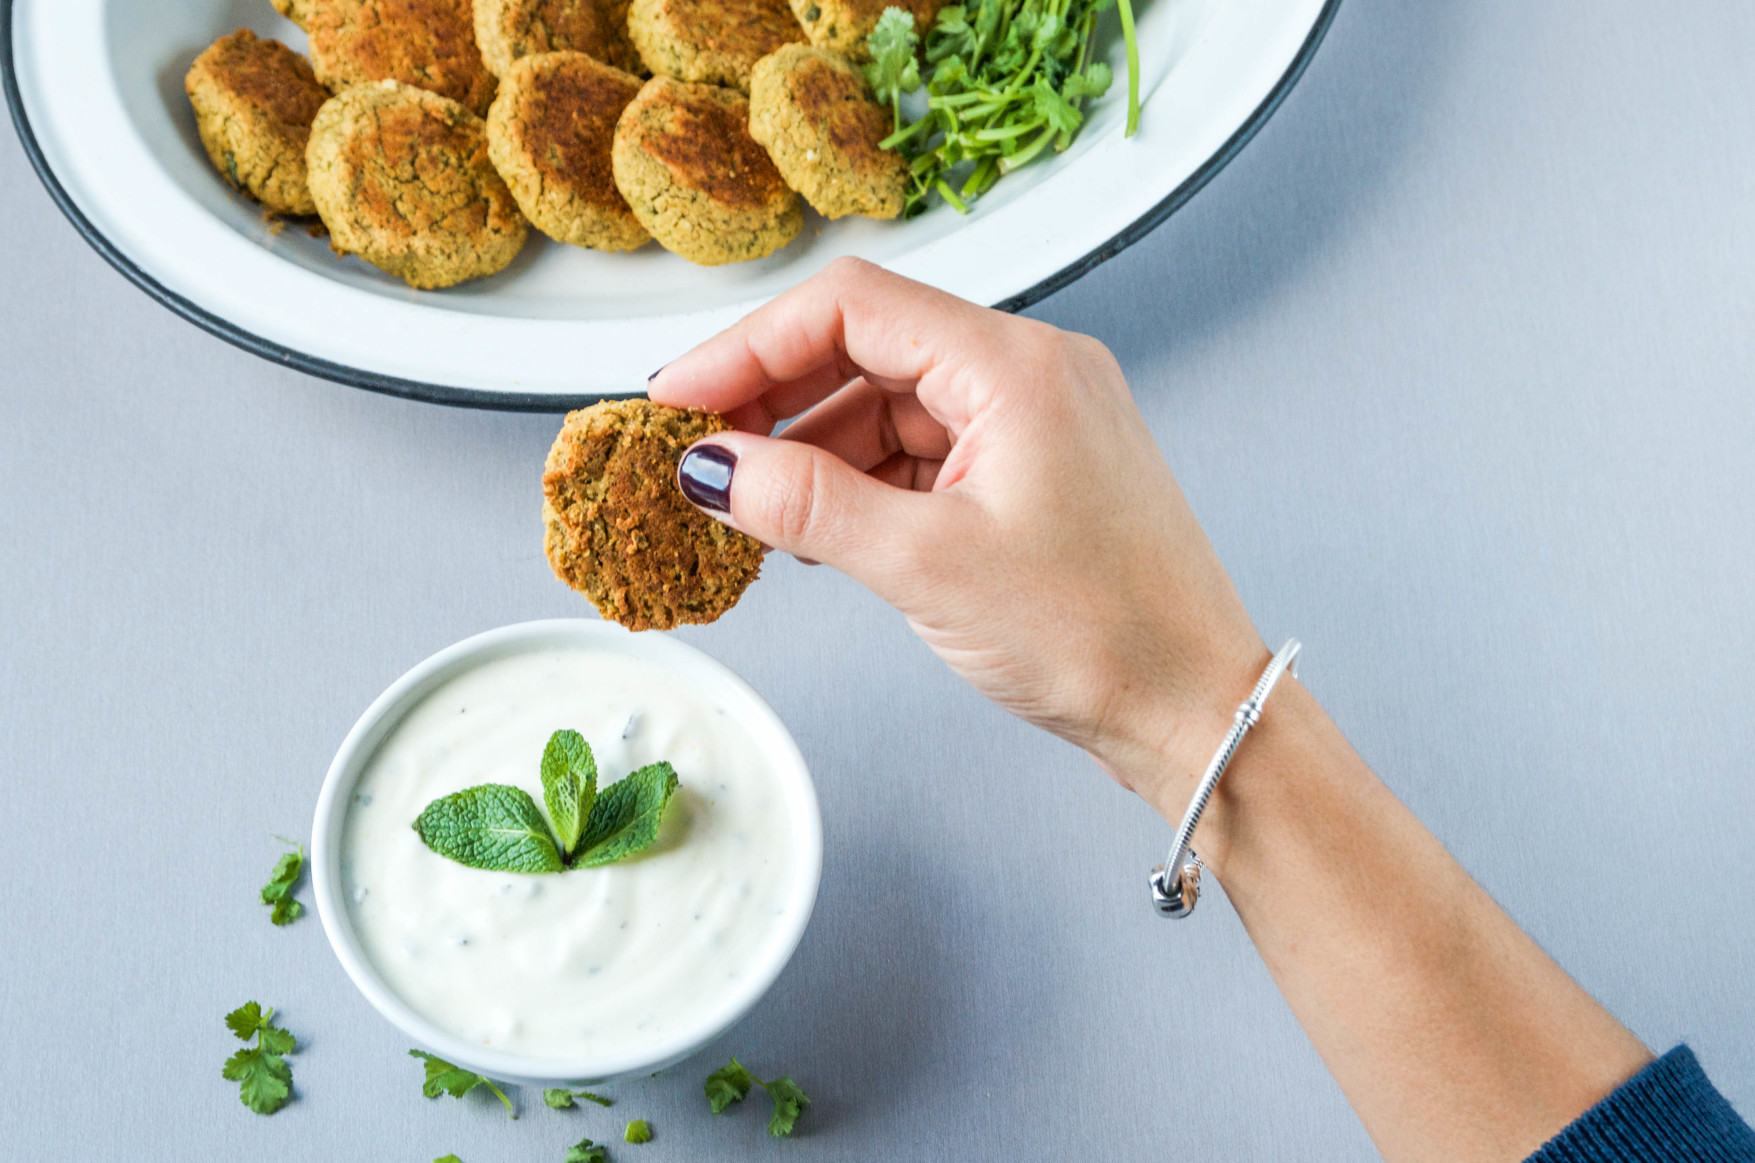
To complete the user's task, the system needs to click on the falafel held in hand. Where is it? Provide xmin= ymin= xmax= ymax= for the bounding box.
xmin=650 ymin=259 xmax=1755 ymax=1163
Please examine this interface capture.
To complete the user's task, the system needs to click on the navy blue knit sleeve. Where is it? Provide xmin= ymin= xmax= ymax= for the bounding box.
xmin=1526 ymin=1046 xmax=1755 ymax=1162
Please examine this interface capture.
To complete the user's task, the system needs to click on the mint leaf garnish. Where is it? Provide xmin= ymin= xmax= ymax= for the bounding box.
xmin=624 ymin=1119 xmax=652 ymax=1143
xmin=260 ymin=840 xmax=305 ymax=926
xmin=413 ymin=735 xmax=678 ymax=875
xmin=545 ymin=1087 xmax=613 ymax=1109
xmin=704 ymin=1058 xmax=809 ymax=1136
xmin=564 ymin=1138 xmax=608 ymax=1163
xmin=409 ymin=1050 xmax=515 ymax=1117
xmin=413 ymin=785 xmax=563 ymax=874
xmin=222 ymin=1002 xmax=296 ymax=1114
xmin=541 ymin=730 xmax=598 ymax=858
xmin=572 ymin=762 xmax=679 ymax=868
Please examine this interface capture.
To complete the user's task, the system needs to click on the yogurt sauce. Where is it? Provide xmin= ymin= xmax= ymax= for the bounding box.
xmin=341 ymin=646 xmax=803 ymax=1060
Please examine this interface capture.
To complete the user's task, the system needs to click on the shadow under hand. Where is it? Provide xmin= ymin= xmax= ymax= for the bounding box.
xmin=1030 ymin=0 xmax=1465 ymax=370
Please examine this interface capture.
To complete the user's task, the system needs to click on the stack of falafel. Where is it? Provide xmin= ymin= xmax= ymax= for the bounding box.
xmin=183 ymin=0 xmax=939 ymax=288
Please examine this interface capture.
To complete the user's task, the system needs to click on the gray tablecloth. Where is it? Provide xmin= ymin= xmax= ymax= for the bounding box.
xmin=3 ymin=1 xmax=1752 ymax=1158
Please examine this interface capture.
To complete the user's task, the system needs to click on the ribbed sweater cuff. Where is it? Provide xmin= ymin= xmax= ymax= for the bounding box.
xmin=1526 ymin=1045 xmax=1755 ymax=1162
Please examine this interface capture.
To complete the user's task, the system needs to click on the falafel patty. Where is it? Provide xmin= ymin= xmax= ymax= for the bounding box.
xmin=306 ymin=0 xmax=499 ymax=115
xmin=612 ymin=76 xmax=801 ymax=264
xmin=473 ymin=0 xmax=642 ymax=78
xmin=487 ymin=52 xmax=649 ymax=251
xmin=306 ymin=80 xmax=529 ymax=288
xmin=787 ymin=0 xmax=938 ymax=61
xmin=271 ymin=0 xmax=317 ymax=29
xmin=185 ymin=29 xmax=330 ymax=217
xmin=542 ymin=400 xmax=763 ymax=630
xmin=627 ymin=0 xmax=804 ymax=92
xmin=749 ymin=44 xmax=904 ymax=219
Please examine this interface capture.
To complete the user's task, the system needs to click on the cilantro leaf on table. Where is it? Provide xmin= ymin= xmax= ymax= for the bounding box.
xmin=704 ymin=1058 xmax=755 ymax=1113
xmin=222 ymin=1002 xmax=296 ymax=1115
xmin=545 ymin=1087 xmax=613 ymax=1109
xmin=434 ymin=1156 xmax=463 ymax=1163
xmin=570 ymin=763 xmax=678 ymax=869
xmin=260 ymin=840 xmax=305 ymax=926
xmin=413 ymin=784 xmax=564 ymax=874
xmin=564 ymin=1138 xmax=608 ymax=1163
xmin=540 ymin=730 xmax=598 ymax=857
xmin=763 ymin=1077 xmax=810 ymax=1137
xmin=704 ymin=1058 xmax=810 ymax=1136
xmin=409 ymin=1050 xmax=515 ymax=1117
xmin=624 ymin=1119 xmax=653 ymax=1143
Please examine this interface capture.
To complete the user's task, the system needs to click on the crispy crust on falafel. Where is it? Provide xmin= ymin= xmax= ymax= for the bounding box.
xmin=542 ymin=400 xmax=763 ymax=630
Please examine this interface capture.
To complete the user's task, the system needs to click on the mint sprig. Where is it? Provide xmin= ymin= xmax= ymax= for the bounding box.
xmin=705 ymin=1058 xmax=810 ymax=1136
xmin=413 ymin=733 xmax=678 ymax=876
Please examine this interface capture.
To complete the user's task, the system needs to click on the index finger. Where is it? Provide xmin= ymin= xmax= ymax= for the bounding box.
xmin=648 ymin=257 xmax=1015 ymax=436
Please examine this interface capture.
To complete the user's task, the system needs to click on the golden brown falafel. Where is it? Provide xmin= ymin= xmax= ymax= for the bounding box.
xmin=487 ymin=52 xmax=649 ymax=251
xmin=185 ymin=29 xmax=330 ymax=217
xmin=473 ymin=0 xmax=643 ymax=77
xmin=306 ymin=0 xmax=499 ymax=115
xmin=306 ymin=80 xmax=528 ymax=288
xmin=787 ymin=0 xmax=937 ymax=61
xmin=749 ymin=44 xmax=903 ymax=219
xmin=271 ymin=0 xmax=318 ymax=29
xmin=542 ymin=400 xmax=763 ymax=630
xmin=612 ymin=76 xmax=801 ymax=264
xmin=627 ymin=0 xmax=804 ymax=92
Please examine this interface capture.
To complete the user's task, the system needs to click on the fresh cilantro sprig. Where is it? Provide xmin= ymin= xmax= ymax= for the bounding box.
xmin=545 ymin=1087 xmax=614 ymax=1109
xmin=705 ymin=1058 xmax=810 ymax=1136
xmin=409 ymin=1050 xmax=515 ymax=1118
xmin=222 ymin=1002 xmax=297 ymax=1115
xmin=565 ymin=1139 xmax=608 ymax=1163
xmin=865 ymin=0 xmax=1136 ymax=216
xmin=261 ymin=838 xmax=305 ymax=926
xmin=413 ymin=731 xmax=679 ymax=876
xmin=624 ymin=1119 xmax=653 ymax=1143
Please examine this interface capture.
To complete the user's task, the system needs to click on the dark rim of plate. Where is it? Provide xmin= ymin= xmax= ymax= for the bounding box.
xmin=1 ymin=0 xmax=1341 ymax=413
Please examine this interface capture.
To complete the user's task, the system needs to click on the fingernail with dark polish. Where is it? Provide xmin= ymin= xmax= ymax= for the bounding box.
xmin=678 ymin=443 xmax=736 ymax=513
xmin=647 ymin=364 xmax=666 ymax=382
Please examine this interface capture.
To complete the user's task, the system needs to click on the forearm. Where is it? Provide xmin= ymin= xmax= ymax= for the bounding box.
xmin=1135 ymin=679 xmax=1651 ymax=1163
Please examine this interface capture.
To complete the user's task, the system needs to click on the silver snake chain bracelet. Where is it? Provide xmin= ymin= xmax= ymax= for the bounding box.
xmin=1149 ymin=639 xmax=1302 ymax=918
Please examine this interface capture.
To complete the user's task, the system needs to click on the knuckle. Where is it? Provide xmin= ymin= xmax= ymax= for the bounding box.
xmin=823 ymin=254 xmax=879 ymax=290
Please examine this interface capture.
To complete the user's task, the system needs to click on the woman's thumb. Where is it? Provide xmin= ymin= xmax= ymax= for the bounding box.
xmin=677 ymin=431 xmax=928 ymax=594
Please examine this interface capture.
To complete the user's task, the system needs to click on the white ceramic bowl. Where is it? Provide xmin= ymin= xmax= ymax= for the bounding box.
xmin=310 ymin=619 xmax=823 ymax=1085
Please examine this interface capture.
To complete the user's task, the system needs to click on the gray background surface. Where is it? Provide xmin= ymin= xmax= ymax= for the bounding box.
xmin=3 ymin=0 xmax=1753 ymax=1158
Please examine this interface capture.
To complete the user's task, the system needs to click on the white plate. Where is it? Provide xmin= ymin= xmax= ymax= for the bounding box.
xmin=2 ymin=0 xmax=1337 ymax=409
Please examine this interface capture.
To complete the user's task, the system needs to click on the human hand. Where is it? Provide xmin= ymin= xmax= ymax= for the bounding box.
xmin=649 ymin=259 xmax=1266 ymax=811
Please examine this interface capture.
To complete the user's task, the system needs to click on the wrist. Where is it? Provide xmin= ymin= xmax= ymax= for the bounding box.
xmin=1099 ymin=659 xmax=1325 ymax=882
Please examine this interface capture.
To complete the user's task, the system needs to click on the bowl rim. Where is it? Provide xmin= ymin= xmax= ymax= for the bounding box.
xmin=309 ymin=618 xmax=824 ymax=1084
